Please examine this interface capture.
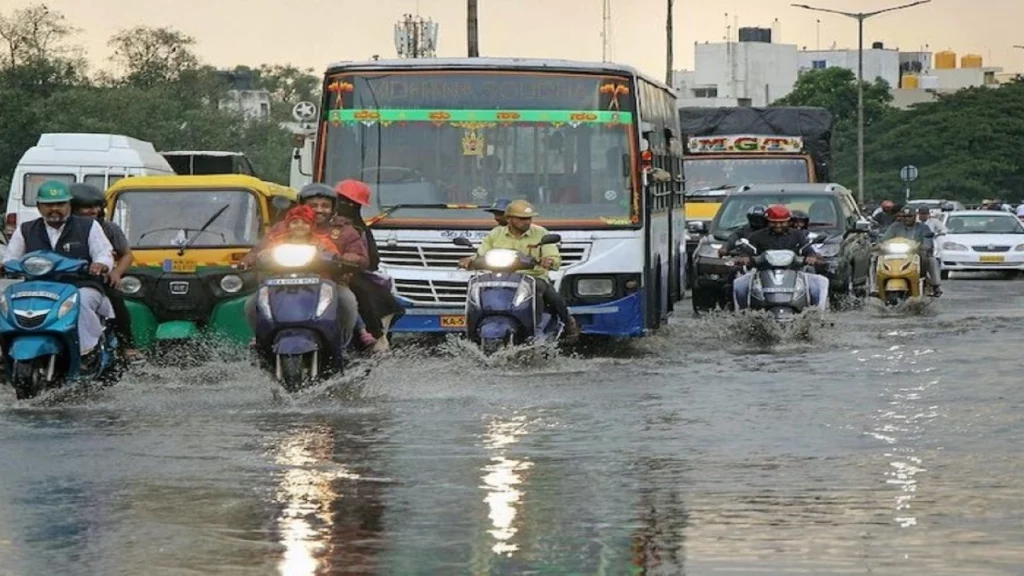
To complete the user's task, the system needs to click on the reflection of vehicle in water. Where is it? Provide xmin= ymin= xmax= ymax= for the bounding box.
xmin=307 ymin=58 xmax=686 ymax=338
xmin=105 ymin=175 xmax=295 ymax=351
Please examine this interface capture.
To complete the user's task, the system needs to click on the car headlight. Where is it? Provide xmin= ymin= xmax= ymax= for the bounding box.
xmin=219 ymin=274 xmax=244 ymax=293
xmin=119 ymin=275 xmax=142 ymax=295
xmin=257 ymin=286 xmax=272 ymax=319
xmin=1014 ymin=243 xmax=1024 ymax=252
xmin=22 ymin=256 xmax=54 ymax=276
xmin=512 ymin=278 xmax=535 ymax=307
xmin=483 ymin=249 xmax=518 ymax=269
xmin=943 ymin=242 xmax=968 ymax=251
xmin=315 ymin=283 xmax=334 ymax=317
xmin=271 ymin=243 xmax=316 ymax=267
xmin=696 ymin=243 xmax=723 ymax=258
xmin=813 ymin=243 xmax=841 ymax=257
xmin=57 ymin=293 xmax=78 ymax=319
xmin=576 ymin=278 xmax=614 ymax=297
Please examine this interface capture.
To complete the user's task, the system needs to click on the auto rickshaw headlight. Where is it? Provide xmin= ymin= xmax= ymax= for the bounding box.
xmin=220 ymin=274 xmax=244 ymax=293
xmin=119 ymin=276 xmax=142 ymax=295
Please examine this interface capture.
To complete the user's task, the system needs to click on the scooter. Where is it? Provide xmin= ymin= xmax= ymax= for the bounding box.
xmin=250 ymin=243 xmax=354 ymax=391
xmin=874 ymin=237 xmax=924 ymax=306
xmin=732 ymin=240 xmax=815 ymax=322
xmin=0 ymin=251 xmax=120 ymax=399
xmin=452 ymin=234 xmax=564 ymax=354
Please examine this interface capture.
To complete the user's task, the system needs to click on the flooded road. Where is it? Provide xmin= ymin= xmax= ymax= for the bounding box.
xmin=1 ymin=275 xmax=1022 ymax=575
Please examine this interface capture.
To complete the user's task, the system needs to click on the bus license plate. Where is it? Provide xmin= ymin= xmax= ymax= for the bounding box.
xmin=163 ymin=259 xmax=198 ymax=273
xmin=440 ymin=315 xmax=466 ymax=328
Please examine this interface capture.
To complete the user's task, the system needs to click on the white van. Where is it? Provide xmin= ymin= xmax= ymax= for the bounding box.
xmin=4 ymin=133 xmax=175 ymax=235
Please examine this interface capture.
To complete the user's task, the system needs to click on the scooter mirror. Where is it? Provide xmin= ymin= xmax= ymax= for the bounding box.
xmin=452 ymin=237 xmax=474 ymax=247
xmin=539 ymin=233 xmax=562 ymax=245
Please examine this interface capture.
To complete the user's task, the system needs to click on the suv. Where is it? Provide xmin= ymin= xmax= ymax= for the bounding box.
xmin=690 ymin=183 xmax=874 ymax=311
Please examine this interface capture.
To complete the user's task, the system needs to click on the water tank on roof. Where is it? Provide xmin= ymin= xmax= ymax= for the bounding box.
xmin=935 ymin=50 xmax=956 ymax=69
xmin=738 ymin=27 xmax=772 ymax=43
xmin=872 ymin=41 xmax=884 ymax=49
xmin=961 ymin=53 xmax=982 ymax=68
xmin=902 ymin=74 xmax=919 ymax=89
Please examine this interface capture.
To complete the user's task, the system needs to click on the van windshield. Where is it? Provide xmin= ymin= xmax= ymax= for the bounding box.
xmin=23 ymin=174 xmax=75 ymax=206
xmin=111 ymin=189 xmax=263 ymax=249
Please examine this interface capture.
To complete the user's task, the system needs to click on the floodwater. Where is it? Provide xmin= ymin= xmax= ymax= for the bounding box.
xmin=0 ymin=275 xmax=1021 ymax=575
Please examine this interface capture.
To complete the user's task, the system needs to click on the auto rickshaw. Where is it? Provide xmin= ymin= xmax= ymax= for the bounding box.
xmin=105 ymin=175 xmax=295 ymax=350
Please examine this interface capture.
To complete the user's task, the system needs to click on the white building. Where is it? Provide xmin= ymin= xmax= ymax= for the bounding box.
xmin=219 ymin=89 xmax=271 ymax=121
xmin=797 ymin=42 xmax=901 ymax=88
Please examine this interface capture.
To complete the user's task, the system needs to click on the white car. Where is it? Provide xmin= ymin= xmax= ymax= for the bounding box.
xmin=937 ymin=210 xmax=1024 ymax=278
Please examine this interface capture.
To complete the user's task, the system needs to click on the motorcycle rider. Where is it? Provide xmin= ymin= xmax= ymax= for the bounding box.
xmin=718 ymin=205 xmax=768 ymax=256
xmin=483 ymin=198 xmax=511 ymax=227
xmin=1 ymin=181 xmax=115 ymax=368
xmin=876 ymin=205 xmax=942 ymax=297
xmin=732 ymin=204 xmax=828 ymax=310
xmin=872 ymin=200 xmax=898 ymax=228
xmin=459 ymin=199 xmax=580 ymax=343
xmin=917 ymin=205 xmax=948 ymax=236
xmin=789 ymin=209 xmax=810 ymax=231
xmin=69 ymin=183 xmax=144 ymax=363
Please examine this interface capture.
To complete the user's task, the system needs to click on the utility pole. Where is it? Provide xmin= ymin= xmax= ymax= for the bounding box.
xmin=665 ymin=0 xmax=674 ymax=85
xmin=601 ymin=0 xmax=612 ymax=62
xmin=467 ymin=0 xmax=479 ymax=57
xmin=791 ymin=1 xmax=931 ymax=205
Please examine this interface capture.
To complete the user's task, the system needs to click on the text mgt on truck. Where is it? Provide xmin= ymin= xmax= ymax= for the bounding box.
xmin=309 ymin=57 xmax=686 ymax=337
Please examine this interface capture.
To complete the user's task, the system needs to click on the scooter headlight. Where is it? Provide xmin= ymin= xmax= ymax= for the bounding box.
xmin=885 ymin=242 xmax=912 ymax=254
xmin=57 ymin=293 xmax=78 ymax=319
xmin=119 ymin=275 xmax=142 ymax=295
xmin=512 ymin=278 xmax=534 ymax=307
xmin=315 ymin=283 xmax=334 ymax=317
xmin=271 ymin=243 xmax=317 ymax=267
xmin=22 ymin=256 xmax=54 ymax=276
xmin=483 ymin=249 xmax=518 ymax=269
xmin=219 ymin=274 xmax=244 ymax=293
xmin=257 ymin=287 xmax=272 ymax=319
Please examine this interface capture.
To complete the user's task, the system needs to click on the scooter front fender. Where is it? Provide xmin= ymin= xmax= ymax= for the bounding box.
xmin=8 ymin=335 xmax=64 ymax=361
xmin=273 ymin=328 xmax=320 ymax=355
xmin=477 ymin=317 xmax=517 ymax=341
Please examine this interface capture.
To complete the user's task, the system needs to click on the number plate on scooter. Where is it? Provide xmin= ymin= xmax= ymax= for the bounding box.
xmin=440 ymin=315 xmax=466 ymax=328
xmin=265 ymin=277 xmax=320 ymax=286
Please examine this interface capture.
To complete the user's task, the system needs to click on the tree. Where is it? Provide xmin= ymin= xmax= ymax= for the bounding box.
xmin=772 ymin=67 xmax=893 ymax=129
xmin=0 ymin=4 xmax=78 ymax=67
xmin=107 ymin=26 xmax=199 ymax=87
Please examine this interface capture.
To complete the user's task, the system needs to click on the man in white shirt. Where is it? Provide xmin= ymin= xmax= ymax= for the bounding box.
xmin=2 ymin=181 xmax=115 ymax=359
xmin=916 ymin=206 xmax=948 ymax=236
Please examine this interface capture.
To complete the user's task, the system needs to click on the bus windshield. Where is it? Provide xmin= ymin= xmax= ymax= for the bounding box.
xmin=319 ymin=70 xmax=638 ymax=226
xmin=684 ymin=158 xmax=810 ymax=191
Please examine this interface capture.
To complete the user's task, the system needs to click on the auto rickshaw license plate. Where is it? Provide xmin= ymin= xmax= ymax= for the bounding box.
xmin=440 ymin=315 xmax=466 ymax=328
xmin=980 ymin=255 xmax=1005 ymax=262
xmin=163 ymin=259 xmax=198 ymax=273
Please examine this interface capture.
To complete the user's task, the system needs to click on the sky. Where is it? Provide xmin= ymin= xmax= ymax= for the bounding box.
xmin=6 ymin=0 xmax=1024 ymax=80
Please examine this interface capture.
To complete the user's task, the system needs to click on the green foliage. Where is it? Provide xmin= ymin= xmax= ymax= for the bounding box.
xmin=0 ymin=4 xmax=321 ymax=196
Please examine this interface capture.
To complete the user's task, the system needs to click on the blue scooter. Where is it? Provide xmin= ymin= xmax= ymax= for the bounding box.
xmin=249 ymin=243 xmax=354 ymax=391
xmin=0 ymin=251 xmax=120 ymax=399
xmin=452 ymin=234 xmax=564 ymax=354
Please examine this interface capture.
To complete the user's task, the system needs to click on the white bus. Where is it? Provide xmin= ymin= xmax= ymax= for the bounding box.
xmin=312 ymin=58 xmax=686 ymax=337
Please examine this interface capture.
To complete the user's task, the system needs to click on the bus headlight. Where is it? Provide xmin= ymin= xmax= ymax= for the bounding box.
xmin=576 ymin=278 xmax=614 ymax=297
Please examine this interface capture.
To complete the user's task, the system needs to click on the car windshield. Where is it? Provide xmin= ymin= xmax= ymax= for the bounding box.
xmin=712 ymin=194 xmax=840 ymax=235
xmin=946 ymin=214 xmax=1024 ymax=234
xmin=319 ymin=71 xmax=640 ymax=226
xmin=110 ymin=189 xmax=263 ymax=248
xmin=683 ymin=158 xmax=809 ymax=191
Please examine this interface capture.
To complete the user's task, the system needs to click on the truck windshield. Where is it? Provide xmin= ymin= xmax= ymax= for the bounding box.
xmin=684 ymin=158 xmax=809 ymax=191
xmin=319 ymin=71 xmax=638 ymax=226
xmin=111 ymin=189 xmax=262 ymax=248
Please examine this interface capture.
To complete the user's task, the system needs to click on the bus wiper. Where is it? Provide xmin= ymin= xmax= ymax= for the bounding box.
xmin=179 ymin=203 xmax=229 ymax=256
xmin=366 ymin=203 xmax=484 ymax=228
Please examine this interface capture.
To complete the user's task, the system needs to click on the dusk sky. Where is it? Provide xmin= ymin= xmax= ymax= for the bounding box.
xmin=7 ymin=0 xmax=1024 ymax=79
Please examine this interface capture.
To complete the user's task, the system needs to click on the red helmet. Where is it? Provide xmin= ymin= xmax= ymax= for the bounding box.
xmin=334 ymin=179 xmax=371 ymax=206
xmin=765 ymin=204 xmax=791 ymax=222
xmin=881 ymin=200 xmax=896 ymax=211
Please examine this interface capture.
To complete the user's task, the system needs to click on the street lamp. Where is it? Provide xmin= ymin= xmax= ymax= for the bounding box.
xmin=791 ymin=1 xmax=931 ymax=205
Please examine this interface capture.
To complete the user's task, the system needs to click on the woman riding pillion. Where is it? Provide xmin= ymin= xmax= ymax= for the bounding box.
xmin=69 ymin=183 xmax=144 ymax=363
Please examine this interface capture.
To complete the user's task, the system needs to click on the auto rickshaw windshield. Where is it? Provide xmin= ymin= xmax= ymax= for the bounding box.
xmin=111 ymin=189 xmax=263 ymax=249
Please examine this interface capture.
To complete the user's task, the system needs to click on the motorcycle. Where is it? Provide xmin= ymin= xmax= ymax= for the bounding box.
xmin=250 ymin=243 xmax=355 ymax=391
xmin=0 ymin=251 xmax=120 ymax=399
xmin=874 ymin=237 xmax=924 ymax=306
xmin=732 ymin=239 xmax=815 ymax=322
xmin=452 ymin=234 xmax=564 ymax=353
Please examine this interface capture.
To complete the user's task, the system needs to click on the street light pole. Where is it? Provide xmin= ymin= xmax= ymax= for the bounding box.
xmin=791 ymin=1 xmax=931 ymax=205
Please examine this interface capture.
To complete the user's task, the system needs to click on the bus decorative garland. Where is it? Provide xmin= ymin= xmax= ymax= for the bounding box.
xmin=326 ymin=108 xmax=632 ymax=127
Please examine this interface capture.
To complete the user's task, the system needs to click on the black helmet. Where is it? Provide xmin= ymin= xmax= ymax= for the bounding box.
xmin=790 ymin=209 xmax=810 ymax=224
xmin=69 ymin=183 xmax=105 ymax=208
xmin=940 ymin=202 xmax=956 ymax=212
xmin=298 ymin=182 xmax=336 ymax=204
xmin=746 ymin=205 xmax=768 ymax=229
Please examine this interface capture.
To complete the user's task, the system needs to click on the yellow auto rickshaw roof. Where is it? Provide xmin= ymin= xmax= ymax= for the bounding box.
xmin=105 ymin=174 xmax=297 ymax=200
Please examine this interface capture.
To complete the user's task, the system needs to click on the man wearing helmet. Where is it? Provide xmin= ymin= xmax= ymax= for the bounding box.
xmin=1 ymin=181 xmax=116 ymax=369
xmin=70 ymin=183 xmax=144 ymax=363
xmin=733 ymin=204 xmax=829 ymax=310
xmin=877 ymin=205 xmax=941 ymax=296
xmin=483 ymin=198 xmax=511 ymax=227
xmin=789 ymin=210 xmax=810 ymax=231
xmin=460 ymin=199 xmax=580 ymax=343
xmin=718 ymin=205 xmax=768 ymax=256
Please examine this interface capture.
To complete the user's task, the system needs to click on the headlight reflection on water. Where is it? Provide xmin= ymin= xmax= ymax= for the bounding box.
xmin=480 ymin=415 xmax=533 ymax=556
